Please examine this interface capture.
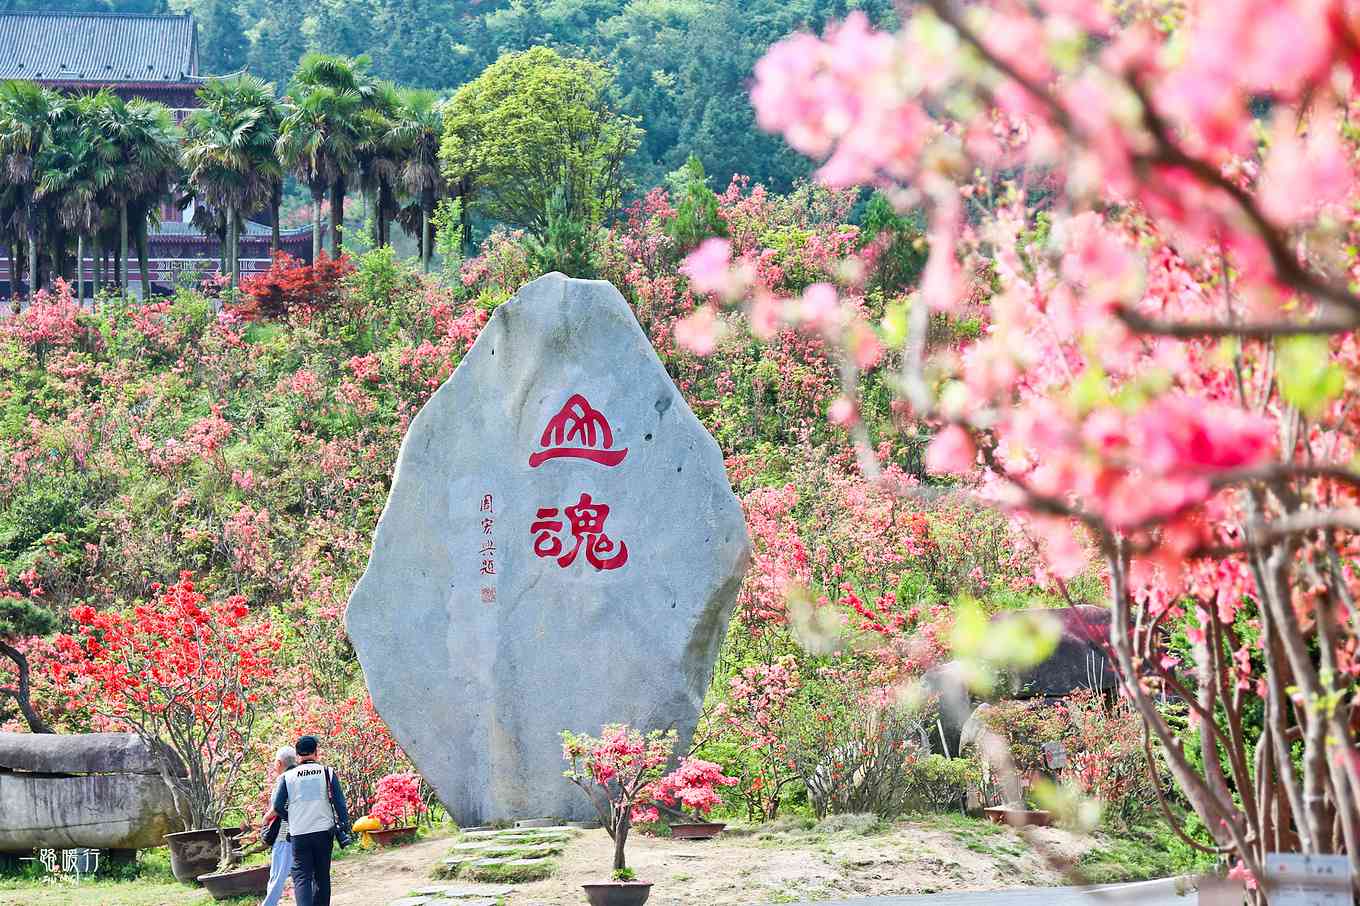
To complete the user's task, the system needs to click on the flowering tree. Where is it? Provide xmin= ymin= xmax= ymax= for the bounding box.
xmin=678 ymin=0 xmax=1360 ymax=893
xmin=53 ymin=574 xmax=280 ymax=829
xmin=562 ymin=724 xmax=676 ymax=875
xmin=369 ymin=771 xmax=427 ymax=829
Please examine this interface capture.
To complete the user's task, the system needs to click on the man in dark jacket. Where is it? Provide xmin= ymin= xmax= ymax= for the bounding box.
xmin=271 ymin=735 xmax=352 ymax=906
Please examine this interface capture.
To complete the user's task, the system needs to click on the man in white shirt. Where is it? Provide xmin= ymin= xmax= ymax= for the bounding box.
xmin=270 ymin=735 xmax=352 ymax=906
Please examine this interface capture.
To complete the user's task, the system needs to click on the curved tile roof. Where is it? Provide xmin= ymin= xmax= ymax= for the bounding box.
xmin=0 ymin=12 xmax=198 ymax=83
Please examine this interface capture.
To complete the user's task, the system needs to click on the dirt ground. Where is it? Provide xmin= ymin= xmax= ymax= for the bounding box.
xmin=331 ymin=816 xmax=1100 ymax=906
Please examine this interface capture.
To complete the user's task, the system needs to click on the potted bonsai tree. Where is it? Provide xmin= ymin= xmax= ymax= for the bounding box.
xmin=641 ymin=758 xmax=738 ymax=840
xmin=52 ymin=575 xmax=279 ymax=885
xmin=562 ymin=724 xmax=676 ymax=906
xmin=197 ymin=825 xmax=271 ymax=900
xmin=367 ymin=771 xmax=426 ymax=846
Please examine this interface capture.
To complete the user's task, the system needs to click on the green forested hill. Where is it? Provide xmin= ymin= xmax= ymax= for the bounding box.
xmin=4 ymin=0 xmax=897 ymax=190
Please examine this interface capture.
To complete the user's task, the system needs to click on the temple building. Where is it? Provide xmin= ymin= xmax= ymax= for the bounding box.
xmin=0 ymin=11 xmax=311 ymax=298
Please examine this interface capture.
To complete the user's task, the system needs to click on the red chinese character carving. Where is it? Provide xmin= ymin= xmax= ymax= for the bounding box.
xmin=480 ymin=558 xmax=496 ymax=575
xmin=528 ymin=493 xmax=629 ymax=570
xmin=480 ymin=494 xmax=494 ymax=513
xmin=480 ymin=586 xmax=497 ymax=604
xmin=529 ymin=394 xmax=629 ymax=468
xmin=531 ymin=507 xmax=564 ymax=558
xmin=481 ymin=518 xmax=494 ymax=535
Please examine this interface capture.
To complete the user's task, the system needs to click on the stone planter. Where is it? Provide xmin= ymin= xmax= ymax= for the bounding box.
xmin=668 ymin=822 xmax=725 ymax=840
xmin=983 ymin=807 xmax=1052 ymax=828
xmin=369 ymin=826 xmax=419 ymax=847
xmin=583 ymin=881 xmax=653 ymax=906
xmin=165 ymin=829 xmax=223 ymax=884
xmin=198 ymin=864 xmax=270 ymax=899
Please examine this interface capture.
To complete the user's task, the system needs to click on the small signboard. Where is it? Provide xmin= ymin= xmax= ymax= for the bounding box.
xmin=1265 ymin=853 xmax=1353 ymax=906
xmin=1040 ymin=740 xmax=1068 ymax=770
xmin=21 ymin=847 xmax=102 ymax=878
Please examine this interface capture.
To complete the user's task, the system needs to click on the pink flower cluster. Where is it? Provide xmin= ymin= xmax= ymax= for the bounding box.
xmin=634 ymin=758 xmax=738 ymax=823
xmin=369 ymin=771 xmax=426 ymax=828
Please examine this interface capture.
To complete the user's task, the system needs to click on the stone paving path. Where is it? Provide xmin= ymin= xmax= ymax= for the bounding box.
xmin=772 ymin=878 xmax=1191 ymax=906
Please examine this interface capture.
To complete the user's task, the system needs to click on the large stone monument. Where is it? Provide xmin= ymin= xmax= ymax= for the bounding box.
xmin=347 ymin=273 xmax=750 ymax=824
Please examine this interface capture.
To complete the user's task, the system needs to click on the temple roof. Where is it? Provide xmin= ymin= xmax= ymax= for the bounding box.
xmin=0 ymin=12 xmax=198 ymax=84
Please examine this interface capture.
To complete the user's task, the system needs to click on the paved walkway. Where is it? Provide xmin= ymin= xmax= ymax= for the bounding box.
xmin=773 ymin=878 xmax=1192 ymax=906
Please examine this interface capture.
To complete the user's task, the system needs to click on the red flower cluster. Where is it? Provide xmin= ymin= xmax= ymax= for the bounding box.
xmin=50 ymin=574 xmax=280 ymax=828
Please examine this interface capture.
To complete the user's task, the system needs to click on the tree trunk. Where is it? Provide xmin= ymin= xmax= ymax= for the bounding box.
xmin=119 ymin=202 xmax=129 ymax=296
xmin=0 ymin=640 xmax=55 ymax=734
xmin=312 ymin=188 xmax=323 ymax=262
xmin=6 ymin=242 xmax=16 ymax=313
xmin=331 ymin=177 xmax=345 ymax=256
xmin=137 ymin=229 xmax=151 ymax=298
xmin=422 ymin=185 xmax=435 ymax=273
xmin=93 ymin=234 xmax=103 ymax=299
xmin=26 ymin=220 xmax=38 ymax=305
xmin=422 ymin=207 xmax=431 ymax=273
xmin=270 ymin=181 xmax=281 ymax=257
xmin=612 ymin=811 xmax=629 ymax=872
xmin=228 ymin=209 xmax=239 ymax=286
xmin=76 ymin=235 xmax=84 ymax=306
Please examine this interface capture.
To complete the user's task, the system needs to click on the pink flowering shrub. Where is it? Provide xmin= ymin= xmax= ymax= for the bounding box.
xmin=369 ymin=772 xmax=427 ymax=828
xmin=634 ymin=758 xmax=738 ymax=824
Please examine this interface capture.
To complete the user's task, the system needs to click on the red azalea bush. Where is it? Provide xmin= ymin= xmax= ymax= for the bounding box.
xmin=52 ymin=574 xmax=280 ymax=829
xmin=369 ymin=771 xmax=427 ymax=828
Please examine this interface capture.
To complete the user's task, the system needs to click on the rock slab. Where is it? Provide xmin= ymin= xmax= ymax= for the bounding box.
xmin=0 ymin=732 xmax=184 ymax=852
xmin=347 ymin=273 xmax=750 ymax=825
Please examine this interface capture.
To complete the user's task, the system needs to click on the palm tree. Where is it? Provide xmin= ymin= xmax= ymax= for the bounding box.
xmin=278 ymin=54 xmax=375 ymax=259
xmin=357 ymin=80 xmax=403 ymax=249
xmin=35 ymin=93 xmax=118 ymax=304
xmin=391 ymin=89 xmax=446 ymax=272
xmin=0 ymin=81 xmax=62 ymax=304
xmin=182 ymin=76 xmax=283 ymax=285
xmin=94 ymin=95 xmax=179 ymax=296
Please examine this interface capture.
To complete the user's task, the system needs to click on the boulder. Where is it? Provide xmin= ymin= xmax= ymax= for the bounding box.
xmin=0 ymin=732 xmax=184 ymax=851
xmin=347 ymin=273 xmax=751 ymax=825
xmin=1003 ymin=605 xmax=1115 ymax=697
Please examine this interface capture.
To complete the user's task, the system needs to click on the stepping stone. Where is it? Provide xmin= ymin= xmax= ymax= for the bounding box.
xmin=449 ymin=841 xmax=496 ymax=851
xmin=514 ymin=818 xmax=558 ymax=828
xmin=412 ymin=883 xmax=515 ymax=898
xmin=389 ymin=899 xmax=433 ymax=906
xmin=459 ymin=829 xmax=504 ymax=838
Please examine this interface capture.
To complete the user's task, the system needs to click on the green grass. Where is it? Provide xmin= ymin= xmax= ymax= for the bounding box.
xmin=464 ymin=857 xmax=557 ymax=883
xmin=0 ymin=848 xmax=258 ymax=906
xmin=1079 ymin=823 xmax=1215 ymax=884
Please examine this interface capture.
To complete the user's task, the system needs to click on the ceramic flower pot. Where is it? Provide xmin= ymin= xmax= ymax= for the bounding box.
xmin=983 ymin=807 xmax=1053 ymax=828
xmin=198 ymin=864 xmax=270 ymax=899
xmin=369 ymin=826 xmax=419 ymax=846
xmin=165 ymin=829 xmax=224 ymax=885
xmin=583 ymin=881 xmax=653 ymax=906
xmin=668 ymin=822 xmax=726 ymax=840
